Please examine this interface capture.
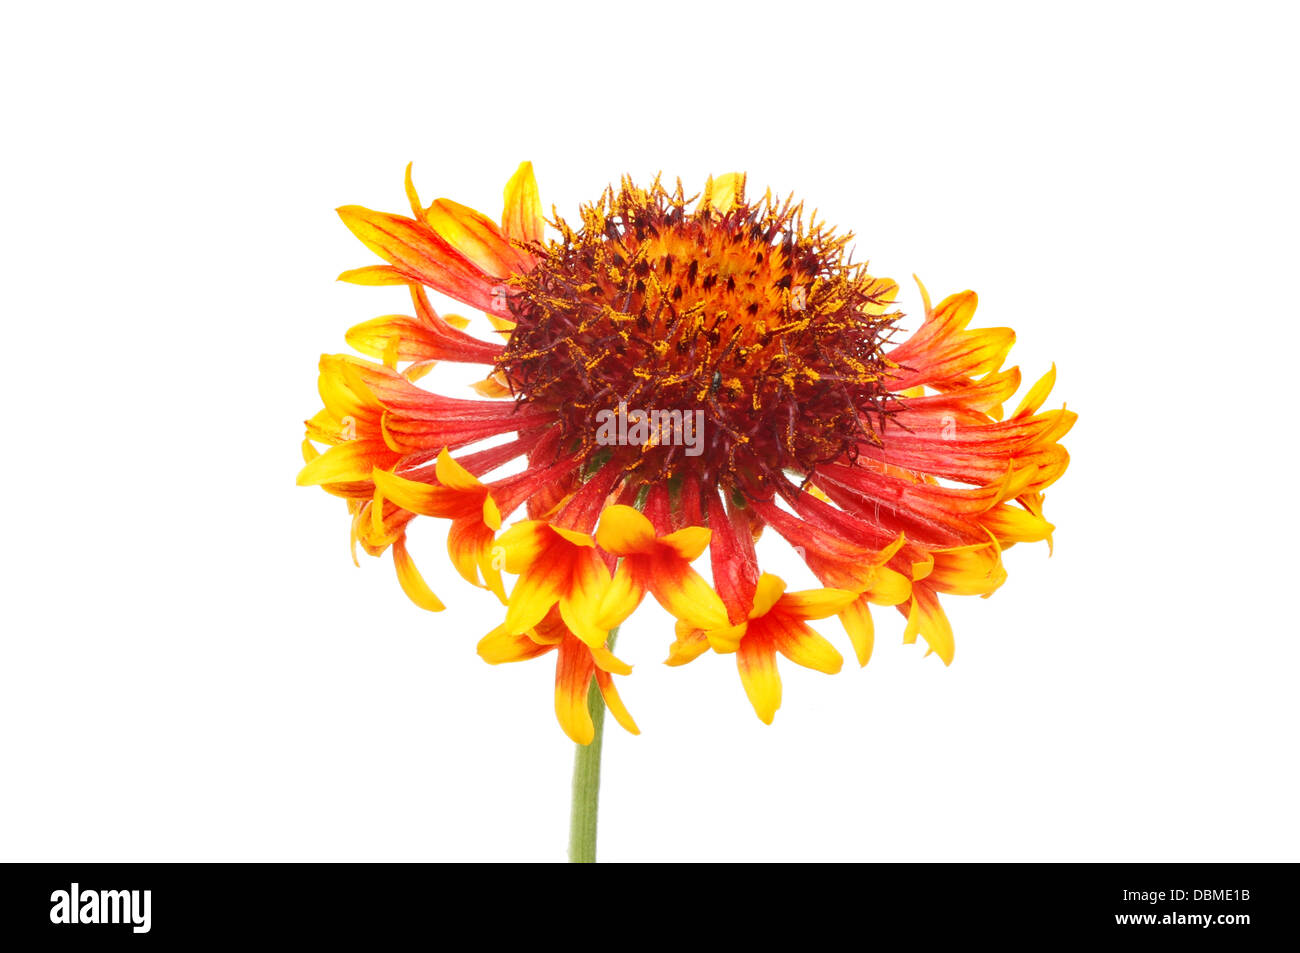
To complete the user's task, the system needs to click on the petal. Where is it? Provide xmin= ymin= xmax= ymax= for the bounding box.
xmin=551 ymin=524 xmax=599 ymax=548
xmin=665 ymin=621 xmax=712 ymax=666
xmin=928 ymin=541 xmax=1007 ymax=597
xmin=502 ymin=161 xmax=545 ymax=244
xmin=501 ymin=561 xmax=566 ymax=635
xmin=707 ymin=491 xmax=759 ymax=625
xmin=776 ymin=586 xmax=858 ymax=620
xmin=494 ymin=520 xmax=553 ymax=572
xmin=434 ymin=447 xmax=482 ymax=493
xmin=392 ymin=538 xmax=445 ymax=612
xmin=980 ymin=502 xmax=1055 ymax=546
xmin=767 ymin=617 xmax=844 ymax=674
xmin=336 ymin=205 xmax=500 ymax=313
xmin=1013 ymin=364 xmax=1057 ymax=418
xmin=595 ymin=669 xmax=640 ymax=735
xmin=426 ymin=197 xmax=527 ymax=276
xmin=554 ymin=636 xmax=596 ymax=745
xmin=658 ymin=525 xmax=711 ymax=562
xmin=902 ymin=588 xmax=955 ymax=665
xmin=296 ymin=439 xmax=390 ymax=486
xmin=737 ymin=635 xmax=781 ymax=725
xmin=482 ymin=494 xmax=502 ymax=532
xmin=470 ymin=373 xmax=512 ymax=398
xmin=446 ymin=517 xmax=498 ymax=594
xmin=749 ymin=573 xmax=787 ymax=619
xmin=706 ymin=621 xmax=748 ymax=655
xmin=594 ymin=504 xmax=658 ymax=555
xmin=338 ymin=265 xmax=407 ymax=286
xmin=477 ymin=626 xmax=553 ymax=664
xmin=372 ymin=467 xmax=460 ymax=518
xmin=558 ymin=550 xmax=612 ymax=647
xmin=645 ymin=558 xmax=729 ymax=630
xmin=589 ymin=641 xmax=632 ymax=677
xmin=698 ymin=172 xmax=746 ymax=213
xmin=595 ymin=561 xmax=647 ymax=631
xmin=838 ymin=595 xmax=876 ymax=667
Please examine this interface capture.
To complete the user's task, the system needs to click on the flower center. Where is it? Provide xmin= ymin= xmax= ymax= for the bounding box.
xmin=496 ymin=178 xmax=901 ymax=493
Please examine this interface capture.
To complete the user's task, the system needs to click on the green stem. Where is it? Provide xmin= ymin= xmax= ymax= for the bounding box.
xmin=568 ymin=626 xmax=619 ymax=863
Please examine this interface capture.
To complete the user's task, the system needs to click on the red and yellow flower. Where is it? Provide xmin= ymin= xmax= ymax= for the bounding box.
xmin=299 ymin=163 xmax=1075 ymax=740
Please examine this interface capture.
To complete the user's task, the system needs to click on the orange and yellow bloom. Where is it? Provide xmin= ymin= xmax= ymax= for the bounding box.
xmin=299 ymin=163 xmax=1075 ymax=742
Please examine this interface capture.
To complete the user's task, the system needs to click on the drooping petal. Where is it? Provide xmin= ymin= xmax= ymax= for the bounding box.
xmin=902 ymin=586 xmax=956 ymax=665
xmin=594 ymin=669 xmax=640 ymax=735
xmin=838 ymin=595 xmax=876 ymax=667
xmin=737 ymin=634 xmax=781 ymax=725
xmin=392 ymin=538 xmax=445 ymax=612
xmin=554 ymin=635 xmax=596 ymax=745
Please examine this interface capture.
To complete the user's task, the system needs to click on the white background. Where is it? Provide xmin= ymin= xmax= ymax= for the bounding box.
xmin=2 ymin=1 xmax=1297 ymax=862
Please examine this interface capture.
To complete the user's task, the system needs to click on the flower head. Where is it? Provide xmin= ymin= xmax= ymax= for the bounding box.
xmin=300 ymin=162 xmax=1075 ymax=739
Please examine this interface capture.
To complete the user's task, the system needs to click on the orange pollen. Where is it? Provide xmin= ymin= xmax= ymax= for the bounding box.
xmin=496 ymin=177 xmax=903 ymax=492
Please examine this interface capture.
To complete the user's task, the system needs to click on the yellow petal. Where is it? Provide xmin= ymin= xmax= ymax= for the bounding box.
xmin=649 ymin=562 xmax=729 ymax=631
xmin=980 ymin=502 xmax=1055 ymax=545
xmin=477 ymin=626 xmax=551 ymax=664
xmin=866 ymin=565 xmax=912 ymax=606
xmin=902 ymin=592 xmax=955 ymax=666
xmin=296 ymin=440 xmax=382 ymax=486
xmin=1013 ymin=364 xmax=1058 ymax=418
xmin=589 ymin=642 xmax=632 ymax=677
xmin=594 ymin=504 xmax=657 ymax=555
xmin=393 ymin=539 xmax=445 ymax=612
xmin=698 ymin=172 xmax=746 ymax=214
xmin=470 ymin=373 xmax=512 ymax=398
xmin=494 ymin=521 xmax=552 ymax=572
xmin=737 ymin=637 xmax=781 ymax=725
xmin=777 ymin=586 xmax=858 ymax=620
xmin=749 ymin=573 xmax=787 ymax=619
xmin=659 ymin=525 xmax=711 ymax=562
xmin=338 ymin=265 xmax=407 ymax=286
xmin=558 ymin=552 xmax=612 ymax=647
xmin=426 ymin=198 xmax=522 ymax=277
xmin=501 ymin=567 xmax=562 ymax=636
xmin=665 ymin=622 xmax=711 ymax=666
xmin=838 ymin=596 xmax=876 ymax=667
xmin=551 ymin=525 xmax=597 ymax=548
xmin=595 ymin=670 xmax=640 ymax=736
xmin=403 ymin=162 xmax=423 ymax=218
xmin=371 ymin=467 xmax=442 ymax=516
xmin=769 ymin=620 xmax=843 ymax=675
xmin=434 ymin=447 xmax=481 ymax=492
xmin=555 ymin=638 xmax=595 ymax=745
xmin=502 ymin=160 xmax=545 ymax=244
xmin=482 ymin=494 xmax=502 ymax=532
xmin=595 ymin=563 xmax=646 ymax=631
xmin=705 ymin=621 xmax=748 ymax=655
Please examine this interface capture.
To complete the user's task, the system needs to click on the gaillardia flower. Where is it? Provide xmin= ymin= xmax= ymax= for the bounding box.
xmin=299 ymin=164 xmax=1074 ymax=742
